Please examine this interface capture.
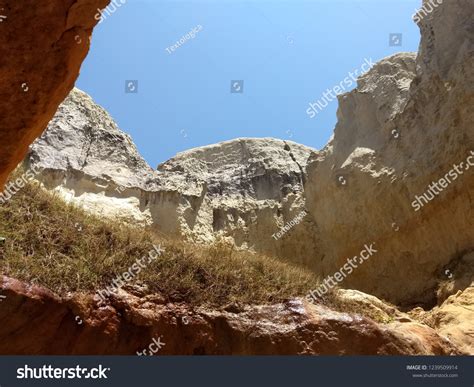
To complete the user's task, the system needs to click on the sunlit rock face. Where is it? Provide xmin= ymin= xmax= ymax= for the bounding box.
xmin=27 ymin=89 xmax=156 ymax=225
xmin=0 ymin=0 xmax=109 ymax=188
xmin=28 ymin=89 xmax=320 ymax=268
xmin=304 ymin=0 xmax=474 ymax=305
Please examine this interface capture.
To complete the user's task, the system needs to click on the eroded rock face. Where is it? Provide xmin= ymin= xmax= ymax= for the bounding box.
xmin=155 ymin=137 xmax=321 ymax=268
xmin=0 ymin=276 xmax=460 ymax=355
xmin=27 ymin=89 xmax=156 ymax=224
xmin=304 ymin=0 xmax=474 ymax=305
xmin=0 ymin=0 xmax=109 ymax=187
xmin=412 ymin=286 xmax=474 ymax=355
xmin=28 ymin=91 xmax=321 ymax=268
xmin=26 ymin=0 xmax=474 ymax=304
xmin=413 ymin=252 xmax=474 ymax=354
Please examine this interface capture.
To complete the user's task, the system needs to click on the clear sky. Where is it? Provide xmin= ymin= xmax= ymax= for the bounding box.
xmin=77 ymin=0 xmax=422 ymax=167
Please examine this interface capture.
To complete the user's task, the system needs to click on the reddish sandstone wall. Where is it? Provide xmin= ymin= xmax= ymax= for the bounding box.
xmin=0 ymin=0 xmax=109 ymax=187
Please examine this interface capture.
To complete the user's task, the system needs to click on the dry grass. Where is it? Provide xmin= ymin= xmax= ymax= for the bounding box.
xmin=0 ymin=169 xmax=319 ymax=306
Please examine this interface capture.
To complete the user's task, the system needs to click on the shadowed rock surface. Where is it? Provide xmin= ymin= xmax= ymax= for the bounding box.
xmin=0 ymin=0 xmax=109 ymax=187
xmin=0 ymin=276 xmax=461 ymax=355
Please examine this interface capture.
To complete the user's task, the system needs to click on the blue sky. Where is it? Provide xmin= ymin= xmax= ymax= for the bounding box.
xmin=77 ymin=0 xmax=422 ymax=167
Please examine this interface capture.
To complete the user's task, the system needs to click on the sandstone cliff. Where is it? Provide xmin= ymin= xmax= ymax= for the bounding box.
xmin=0 ymin=275 xmax=461 ymax=355
xmin=0 ymin=0 xmax=109 ymax=187
xmin=304 ymin=0 xmax=473 ymax=305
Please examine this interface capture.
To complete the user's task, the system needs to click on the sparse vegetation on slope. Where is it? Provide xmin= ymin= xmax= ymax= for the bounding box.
xmin=0 ymin=169 xmax=318 ymax=306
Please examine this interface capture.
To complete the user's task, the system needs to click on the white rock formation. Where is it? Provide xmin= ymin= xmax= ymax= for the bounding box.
xmin=27 ymin=89 xmax=156 ymax=224
xmin=28 ymin=92 xmax=321 ymax=268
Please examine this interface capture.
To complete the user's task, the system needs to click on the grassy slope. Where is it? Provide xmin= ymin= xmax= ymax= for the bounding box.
xmin=0 ymin=170 xmax=319 ymax=306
